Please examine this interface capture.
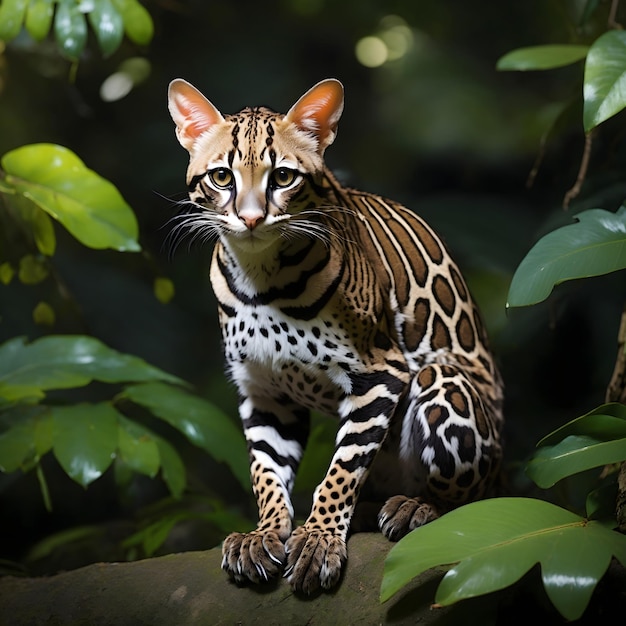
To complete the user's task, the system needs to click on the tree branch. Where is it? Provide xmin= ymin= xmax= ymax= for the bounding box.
xmin=563 ymin=131 xmax=594 ymax=210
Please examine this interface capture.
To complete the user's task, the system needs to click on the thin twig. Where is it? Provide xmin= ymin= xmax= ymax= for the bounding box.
xmin=608 ymin=0 xmax=623 ymax=30
xmin=563 ymin=130 xmax=594 ymax=209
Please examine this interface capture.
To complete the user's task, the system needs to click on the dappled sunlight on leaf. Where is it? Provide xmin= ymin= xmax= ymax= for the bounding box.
xmin=1 ymin=144 xmax=140 ymax=252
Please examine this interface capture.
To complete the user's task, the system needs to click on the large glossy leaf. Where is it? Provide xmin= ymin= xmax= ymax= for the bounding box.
xmin=116 ymin=415 xmax=160 ymax=478
xmin=584 ymin=30 xmax=626 ymax=131
xmin=0 ymin=335 xmax=182 ymax=403
xmin=51 ymin=403 xmax=119 ymax=487
xmin=526 ymin=404 xmax=626 ymax=488
xmin=381 ymin=498 xmax=626 ymax=621
xmin=527 ymin=435 xmax=626 ymax=488
xmin=507 ymin=206 xmax=626 ymax=307
xmin=1 ymin=144 xmax=140 ymax=252
xmin=123 ymin=382 xmax=250 ymax=490
xmin=497 ymin=44 xmax=589 ymax=71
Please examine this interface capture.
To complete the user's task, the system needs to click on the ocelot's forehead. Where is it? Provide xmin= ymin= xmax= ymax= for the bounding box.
xmin=224 ymin=107 xmax=283 ymax=168
xmin=190 ymin=106 xmax=319 ymax=174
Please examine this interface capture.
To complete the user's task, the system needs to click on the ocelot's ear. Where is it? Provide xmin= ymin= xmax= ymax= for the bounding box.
xmin=285 ymin=79 xmax=344 ymax=153
xmin=168 ymin=79 xmax=224 ymax=152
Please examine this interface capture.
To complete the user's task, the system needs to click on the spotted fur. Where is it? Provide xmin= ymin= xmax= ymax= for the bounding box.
xmin=167 ymin=78 xmax=504 ymax=594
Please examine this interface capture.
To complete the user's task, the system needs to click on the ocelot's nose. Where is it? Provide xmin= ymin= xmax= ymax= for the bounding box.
xmin=237 ymin=191 xmax=266 ymax=230
xmin=240 ymin=213 xmax=264 ymax=230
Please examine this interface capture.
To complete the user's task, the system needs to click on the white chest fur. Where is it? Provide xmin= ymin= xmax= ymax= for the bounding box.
xmin=221 ymin=304 xmax=361 ymax=414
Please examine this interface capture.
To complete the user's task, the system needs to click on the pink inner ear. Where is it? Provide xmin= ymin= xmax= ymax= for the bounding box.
xmin=180 ymin=99 xmax=218 ymax=138
xmin=169 ymin=81 xmax=224 ymax=145
xmin=287 ymin=80 xmax=344 ymax=148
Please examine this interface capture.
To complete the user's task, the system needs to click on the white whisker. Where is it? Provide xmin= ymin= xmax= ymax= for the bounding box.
xmin=162 ymin=201 xmax=225 ymax=258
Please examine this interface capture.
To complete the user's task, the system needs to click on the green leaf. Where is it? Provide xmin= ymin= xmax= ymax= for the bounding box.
xmin=32 ymin=301 xmax=56 ymax=326
xmin=526 ymin=404 xmax=626 ymax=488
xmin=527 ymin=435 xmax=626 ymax=488
xmin=18 ymin=254 xmax=48 ymax=285
xmin=155 ymin=437 xmax=186 ymax=498
xmin=496 ymin=45 xmax=589 ymax=71
xmin=34 ymin=411 xmax=53 ymax=457
xmin=0 ymin=0 xmax=28 ymax=42
xmin=54 ymin=0 xmax=87 ymax=61
xmin=117 ymin=415 xmax=160 ymax=478
xmin=17 ymin=200 xmax=57 ymax=256
xmin=381 ymin=498 xmax=626 ymax=621
xmin=153 ymin=276 xmax=175 ymax=304
xmin=123 ymin=382 xmax=250 ymax=490
xmin=0 ymin=419 xmax=35 ymax=473
xmin=25 ymin=0 xmax=54 ymax=42
xmin=51 ymin=403 xmax=119 ymax=487
xmin=111 ymin=0 xmax=153 ymax=45
xmin=1 ymin=143 xmax=140 ymax=252
xmin=0 ymin=405 xmax=51 ymax=472
xmin=88 ymin=0 xmax=124 ymax=57
xmin=584 ymin=30 xmax=626 ymax=131
xmin=0 ymin=262 xmax=15 ymax=285
xmin=507 ymin=206 xmax=626 ymax=307
xmin=538 ymin=403 xmax=626 ymax=446
xmin=0 ymin=335 xmax=182 ymax=403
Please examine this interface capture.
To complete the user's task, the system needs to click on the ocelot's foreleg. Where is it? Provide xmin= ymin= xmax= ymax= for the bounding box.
xmin=285 ymin=366 xmax=409 ymax=594
xmin=221 ymin=397 xmax=309 ymax=585
xmin=378 ymin=360 xmax=502 ymax=541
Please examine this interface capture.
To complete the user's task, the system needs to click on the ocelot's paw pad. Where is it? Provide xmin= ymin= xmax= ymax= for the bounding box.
xmin=378 ymin=495 xmax=440 ymax=541
xmin=221 ymin=530 xmax=286 ymax=584
xmin=284 ymin=526 xmax=347 ymax=594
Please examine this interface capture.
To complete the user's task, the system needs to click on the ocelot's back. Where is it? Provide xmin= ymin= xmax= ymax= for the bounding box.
xmin=168 ymin=78 xmax=504 ymax=594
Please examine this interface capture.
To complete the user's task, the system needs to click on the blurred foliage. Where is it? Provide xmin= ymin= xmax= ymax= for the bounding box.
xmin=0 ymin=0 xmax=625 ymax=618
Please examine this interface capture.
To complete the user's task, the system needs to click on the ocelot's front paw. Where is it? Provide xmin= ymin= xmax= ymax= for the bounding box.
xmin=221 ymin=530 xmax=286 ymax=585
xmin=284 ymin=526 xmax=347 ymax=594
xmin=378 ymin=495 xmax=440 ymax=541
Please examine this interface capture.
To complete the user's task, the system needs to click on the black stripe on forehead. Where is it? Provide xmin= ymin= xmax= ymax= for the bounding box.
xmin=224 ymin=106 xmax=280 ymax=167
xmin=228 ymin=120 xmax=241 ymax=166
xmin=260 ymin=121 xmax=276 ymax=165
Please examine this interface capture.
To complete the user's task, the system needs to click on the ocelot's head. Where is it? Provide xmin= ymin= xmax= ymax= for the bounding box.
xmin=167 ymin=79 xmax=344 ymax=253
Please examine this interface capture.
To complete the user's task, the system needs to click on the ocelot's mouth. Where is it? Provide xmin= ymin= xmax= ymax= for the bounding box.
xmin=225 ymin=226 xmax=280 ymax=252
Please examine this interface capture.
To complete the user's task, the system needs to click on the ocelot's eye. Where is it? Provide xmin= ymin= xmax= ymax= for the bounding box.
xmin=209 ymin=168 xmax=234 ymax=189
xmin=271 ymin=168 xmax=297 ymax=188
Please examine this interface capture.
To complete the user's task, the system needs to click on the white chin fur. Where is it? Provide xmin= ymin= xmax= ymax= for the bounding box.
xmin=222 ymin=228 xmax=280 ymax=253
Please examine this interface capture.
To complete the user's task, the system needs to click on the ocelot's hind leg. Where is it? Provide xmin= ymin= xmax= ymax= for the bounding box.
xmin=377 ymin=360 xmax=502 ymax=541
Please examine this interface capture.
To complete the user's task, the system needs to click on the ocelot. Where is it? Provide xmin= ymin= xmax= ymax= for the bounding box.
xmin=167 ymin=78 xmax=504 ymax=594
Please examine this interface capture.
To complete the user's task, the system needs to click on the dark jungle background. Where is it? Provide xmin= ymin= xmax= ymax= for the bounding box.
xmin=1 ymin=0 xmax=625 ymax=588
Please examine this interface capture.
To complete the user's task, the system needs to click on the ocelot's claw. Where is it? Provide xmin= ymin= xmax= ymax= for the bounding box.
xmin=378 ymin=495 xmax=440 ymax=541
xmin=221 ymin=530 xmax=286 ymax=585
xmin=284 ymin=526 xmax=347 ymax=594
